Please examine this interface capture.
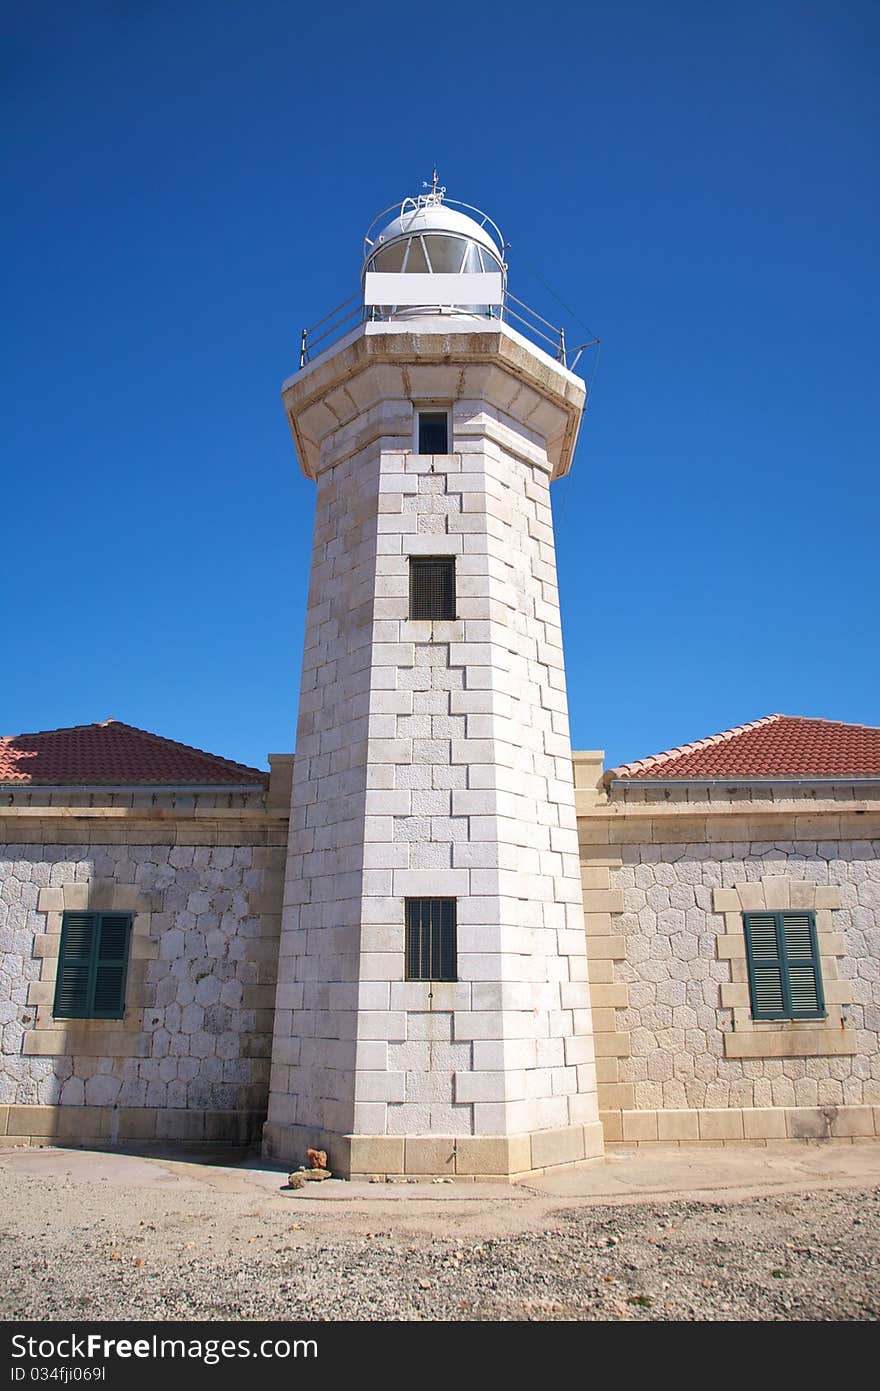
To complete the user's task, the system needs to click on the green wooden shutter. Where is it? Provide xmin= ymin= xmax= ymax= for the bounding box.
xmin=53 ymin=911 xmax=132 ymax=1019
xmin=743 ymin=910 xmax=825 ymax=1021
xmin=743 ymin=913 xmax=786 ymax=1019
xmin=780 ymin=911 xmax=825 ymax=1019
xmin=92 ymin=914 xmax=132 ymax=1018
xmin=53 ymin=913 xmax=97 ymax=1019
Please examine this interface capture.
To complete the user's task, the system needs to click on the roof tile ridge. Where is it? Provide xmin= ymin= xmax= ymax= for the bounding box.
xmin=102 ymin=721 xmax=268 ymax=777
xmin=607 ymin=714 xmax=784 ymax=780
xmin=0 ymin=721 xmax=107 ymax=742
xmin=780 ymin=714 xmax=880 ymax=732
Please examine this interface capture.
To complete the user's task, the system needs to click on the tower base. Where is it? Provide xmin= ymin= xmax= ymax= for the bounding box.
xmin=263 ymin=1122 xmax=604 ymax=1181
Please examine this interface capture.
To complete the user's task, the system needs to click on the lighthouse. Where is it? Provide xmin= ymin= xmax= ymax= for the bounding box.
xmin=264 ymin=179 xmax=602 ymax=1179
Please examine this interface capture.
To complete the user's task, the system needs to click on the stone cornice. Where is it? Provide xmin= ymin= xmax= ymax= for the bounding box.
xmin=577 ymin=795 xmax=880 ymax=845
xmin=282 ymin=323 xmax=585 ymax=481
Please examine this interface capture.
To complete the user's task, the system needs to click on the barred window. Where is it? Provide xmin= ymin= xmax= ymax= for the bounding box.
xmin=405 ymin=898 xmax=457 ymax=981
xmin=417 ymin=409 xmax=449 ymax=454
xmin=409 ymin=556 xmax=456 ymax=620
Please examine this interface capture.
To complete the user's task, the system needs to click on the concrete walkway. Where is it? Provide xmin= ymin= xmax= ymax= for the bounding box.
xmin=1 ymin=1140 xmax=877 ymax=1207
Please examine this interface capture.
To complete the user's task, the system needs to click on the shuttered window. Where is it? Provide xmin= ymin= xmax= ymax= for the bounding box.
xmin=405 ymin=898 xmax=457 ymax=981
xmin=409 ymin=556 xmax=456 ymax=620
xmin=743 ymin=911 xmax=825 ymax=1021
xmin=53 ymin=912 xmax=133 ymax=1020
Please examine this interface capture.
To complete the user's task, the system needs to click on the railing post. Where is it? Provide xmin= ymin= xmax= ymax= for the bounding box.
xmin=300 ymin=328 xmax=308 ymax=369
xmin=558 ymin=327 xmax=566 ymax=367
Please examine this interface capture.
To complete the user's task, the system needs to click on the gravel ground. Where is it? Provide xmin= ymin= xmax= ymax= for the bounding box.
xmin=1 ymin=1152 xmax=878 ymax=1321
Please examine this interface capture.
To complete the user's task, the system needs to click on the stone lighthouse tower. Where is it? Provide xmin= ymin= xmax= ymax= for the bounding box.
xmin=264 ymin=180 xmax=602 ymax=1179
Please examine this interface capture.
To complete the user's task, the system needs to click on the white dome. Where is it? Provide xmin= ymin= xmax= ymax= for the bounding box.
xmin=371 ymin=202 xmax=501 ymax=260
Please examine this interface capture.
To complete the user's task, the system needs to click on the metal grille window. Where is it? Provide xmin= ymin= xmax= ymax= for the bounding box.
xmin=53 ymin=911 xmax=133 ymax=1020
xmin=409 ymin=555 xmax=456 ymax=620
xmin=417 ymin=410 xmax=449 ymax=454
xmin=405 ymin=898 xmax=457 ymax=981
xmin=743 ymin=911 xmax=825 ymax=1020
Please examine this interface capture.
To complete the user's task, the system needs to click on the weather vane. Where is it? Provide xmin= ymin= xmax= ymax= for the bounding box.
xmin=420 ymin=165 xmax=446 ymax=206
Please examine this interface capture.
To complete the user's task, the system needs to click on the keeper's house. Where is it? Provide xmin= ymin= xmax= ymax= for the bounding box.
xmin=0 ymin=720 xmax=291 ymax=1149
xmin=576 ymin=713 xmax=880 ymax=1146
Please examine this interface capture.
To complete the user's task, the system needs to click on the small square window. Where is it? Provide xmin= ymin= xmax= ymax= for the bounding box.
xmin=743 ymin=911 xmax=825 ymax=1021
xmin=417 ymin=409 xmax=449 ymax=454
xmin=405 ymin=898 xmax=457 ymax=981
xmin=409 ymin=555 xmax=456 ymax=621
xmin=53 ymin=911 xmax=133 ymax=1020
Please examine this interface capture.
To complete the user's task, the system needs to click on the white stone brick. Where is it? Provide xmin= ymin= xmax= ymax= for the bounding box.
xmin=392 ymin=869 xmax=470 ymax=897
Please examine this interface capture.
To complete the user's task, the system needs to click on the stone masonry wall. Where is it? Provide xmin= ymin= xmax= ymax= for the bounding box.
xmin=0 ymin=839 xmax=284 ymax=1140
xmin=267 ymin=346 xmax=599 ymax=1171
xmin=609 ymin=840 xmax=880 ymax=1111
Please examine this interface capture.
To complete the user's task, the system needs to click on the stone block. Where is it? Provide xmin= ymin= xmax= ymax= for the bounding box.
xmin=455 ymin=1136 xmax=530 ymax=1176
xmin=582 ymin=890 xmax=624 ymax=913
xmin=595 ymin=1056 xmax=619 ymax=1084
xmin=742 ymin=1108 xmax=787 ymax=1140
xmin=788 ymin=881 xmax=816 ymax=909
xmin=586 ymin=934 xmax=626 ymax=959
xmin=657 ymin=1109 xmax=700 ymax=1142
xmin=622 ymin=1110 xmax=658 ymax=1142
xmin=8 ymin=1106 xmax=59 ymax=1137
xmin=599 ymin=1110 xmax=623 ymax=1143
xmin=588 ymin=983 xmax=628 ymax=1008
xmin=582 ymin=913 xmax=612 ymax=937
xmin=37 ymin=888 xmax=64 ymax=913
xmin=720 ymin=982 xmax=750 ymax=1008
xmin=156 ymin=1111 xmax=206 ymax=1141
xmin=712 ymin=888 xmax=740 ymax=912
xmin=357 ymin=1071 xmax=406 ymax=1103
xmin=829 ymin=1107 xmax=875 ymax=1138
xmin=598 ymin=1083 xmax=634 ymax=1109
xmin=118 ymin=1108 xmax=159 ymax=1141
xmin=698 ymin=1109 xmax=744 ymax=1141
xmin=582 ymin=1122 xmax=605 ymax=1158
xmin=723 ymin=1029 xmax=857 ymax=1059
xmin=404 ymin=1137 xmax=456 ymax=1174
xmin=529 ymin=1124 xmax=585 ymax=1169
xmin=785 ymin=1108 xmax=831 ymax=1140
xmin=761 ymin=877 xmax=790 ymax=910
xmin=61 ymin=883 xmax=90 ymax=910
xmin=736 ymin=881 xmax=765 ymax=911
xmin=347 ymin=1136 xmax=405 ymax=1175
xmin=814 ymin=885 xmax=842 ymax=909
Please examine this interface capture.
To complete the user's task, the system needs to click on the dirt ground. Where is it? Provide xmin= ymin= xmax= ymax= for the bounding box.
xmin=1 ymin=1143 xmax=878 ymax=1321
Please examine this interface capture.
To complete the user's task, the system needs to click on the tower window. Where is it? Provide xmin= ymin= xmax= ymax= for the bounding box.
xmin=405 ymin=898 xmax=457 ymax=982
xmin=743 ymin=911 xmax=825 ymax=1021
xmin=416 ymin=409 xmax=449 ymax=454
xmin=53 ymin=911 xmax=133 ymax=1020
xmin=409 ymin=556 xmax=456 ymax=621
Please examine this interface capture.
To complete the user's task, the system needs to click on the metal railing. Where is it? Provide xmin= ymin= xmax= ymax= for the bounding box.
xmin=298 ymin=290 xmax=597 ymax=373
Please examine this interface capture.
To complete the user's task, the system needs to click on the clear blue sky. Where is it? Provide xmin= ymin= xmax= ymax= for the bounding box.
xmin=4 ymin=2 xmax=878 ymax=773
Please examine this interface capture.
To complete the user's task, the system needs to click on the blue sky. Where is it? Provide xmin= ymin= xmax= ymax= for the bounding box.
xmin=4 ymin=1 xmax=878 ymax=773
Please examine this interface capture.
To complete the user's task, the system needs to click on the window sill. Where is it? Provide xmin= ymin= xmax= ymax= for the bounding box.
xmin=723 ymin=1028 xmax=857 ymax=1059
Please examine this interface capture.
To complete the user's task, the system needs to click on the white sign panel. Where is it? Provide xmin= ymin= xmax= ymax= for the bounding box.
xmin=364 ymin=272 xmax=504 ymax=307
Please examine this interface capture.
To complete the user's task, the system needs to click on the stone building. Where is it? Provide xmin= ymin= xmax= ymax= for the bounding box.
xmin=576 ymin=714 xmax=880 ymax=1146
xmin=0 ymin=720 xmax=291 ymax=1148
xmin=1 ymin=186 xmax=878 ymax=1170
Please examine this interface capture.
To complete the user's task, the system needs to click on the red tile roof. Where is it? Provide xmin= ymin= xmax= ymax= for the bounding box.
xmin=0 ymin=721 xmax=267 ymax=787
xmin=607 ymin=714 xmax=880 ymax=782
